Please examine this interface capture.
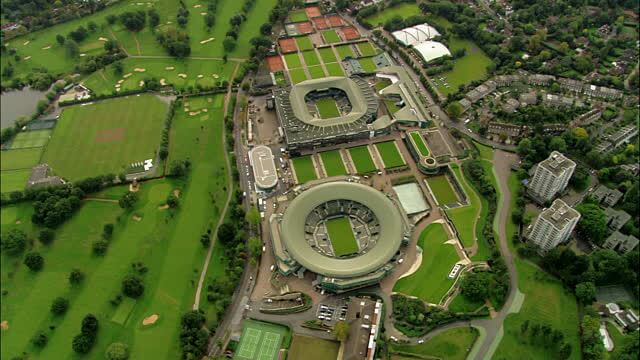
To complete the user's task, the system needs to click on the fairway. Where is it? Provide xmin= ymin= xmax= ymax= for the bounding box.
xmin=410 ymin=132 xmax=430 ymax=156
xmin=1 ymin=148 xmax=42 ymax=170
xmin=318 ymin=47 xmax=338 ymax=63
xmin=375 ymin=141 xmax=405 ymax=169
xmin=296 ymin=36 xmax=314 ymax=51
xmin=322 ymin=30 xmax=342 ymax=44
xmin=320 ymin=150 xmax=347 ymax=177
xmin=308 ymin=65 xmax=327 ymax=79
xmin=393 ymin=223 xmax=459 ymax=303
xmin=8 ymin=129 xmax=52 ymax=149
xmin=316 ymin=98 xmax=341 ymax=118
xmin=302 ymin=50 xmax=321 ymax=66
xmin=289 ymin=68 xmax=308 ymax=84
xmin=326 ymin=217 xmax=359 ymax=256
xmin=284 ymin=53 xmax=303 ymax=69
xmin=426 ymin=175 xmax=459 ymax=205
xmin=325 ymin=63 xmax=345 ymax=76
xmin=292 ymin=156 xmax=318 ymax=184
xmin=358 ymin=57 xmax=378 ymax=72
xmin=289 ymin=335 xmax=339 ymax=360
xmin=335 ymin=44 xmax=355 ymax=60
xmin=364 ymin=3 xmax=422 ymax=26
xmin=41 ymin=95 xmax=168 ymax=180
xmin=348 ymin=146 xmax=377 ymax=174
xmin=234 ymin=320 xmax=288 ymax=360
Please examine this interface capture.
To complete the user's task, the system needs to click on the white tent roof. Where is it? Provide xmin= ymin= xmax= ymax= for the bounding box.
xmin=392 ymin=23 xmax=440 ymax=46
xmin=414 ymin=41 xmax=451 ymax=62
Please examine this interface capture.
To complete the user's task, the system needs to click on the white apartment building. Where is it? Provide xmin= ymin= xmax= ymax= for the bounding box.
xmin=527 ymin=199 xmax=581 ymax=251
xmin=529 ymin=151 xmax=576 ymax=203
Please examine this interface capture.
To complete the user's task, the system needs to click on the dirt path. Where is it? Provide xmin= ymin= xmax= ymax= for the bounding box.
xmin=107 ymin=28 xmax=128 ymax=56
xmin=83 ymin=197 xmax=119 ymax=203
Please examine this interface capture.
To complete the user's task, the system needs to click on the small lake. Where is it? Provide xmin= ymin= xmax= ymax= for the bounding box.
xmin=0 ymin=87 xmax=47 ymax=129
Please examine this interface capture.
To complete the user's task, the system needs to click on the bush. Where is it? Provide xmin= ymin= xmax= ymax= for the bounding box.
xmin=69 ymin=268 xmax=85 ymax=285
xmin=39 ymin=228 xmax=55 ymax=245
xmin=92 ymin=239 xmax=109 ymax=255
xmin=106 ymin=342 xmax=129 ymax=360
xmin=51 ymin=297 xmax=70 ymax=315
xmin=81 ymin=314 xmax=99 ymax=336
xmin=119 ymin=192 xmax=138 ymax=209
xmin=24 ymin=252 xmax=44 ymax=271
xmin=1 ymin=229 xmax=27 ymax=256
xmin=31 ymin=331 xmax=48 ymax=348
xmin=72 ymin=333 xmax=94 ymax=354
xmin=122 ymin=275 xmax=144 ymax=298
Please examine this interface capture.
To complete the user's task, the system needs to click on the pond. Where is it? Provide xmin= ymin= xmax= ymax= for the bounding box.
xmin=0 ymin=87 xmax=47 ymax=129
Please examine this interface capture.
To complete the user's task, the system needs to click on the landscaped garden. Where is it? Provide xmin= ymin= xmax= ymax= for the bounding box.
xmin=390 ymin=326 xmax=479 ymax=360
xmin=444 ymin=165 xmax=480 ymax=248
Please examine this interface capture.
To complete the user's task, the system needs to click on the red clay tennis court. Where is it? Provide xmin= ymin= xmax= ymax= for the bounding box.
xmin=305 ymin=6 xmax=321 ymax=18
xmin=341 ymin=26 xmax=360 ymax=41
xmin=297 ymin=21 xmax=314 ymax=34
xmin=327 ymin=15 xmax=344 ymax=27
xmin=278 ymin=38 xmax=298 ymax=53
xmin=313 ymin=17 xmax=328 ymax=30
xmin=266 ymin=56 xmax=284 ymax=72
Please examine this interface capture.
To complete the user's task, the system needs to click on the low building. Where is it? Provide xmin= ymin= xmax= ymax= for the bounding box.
xmin=604 ymin=208 xmax=631 ymax=231
xmin=519 ymin=92 xmax=538 ymax=106
xmin=570 ymin=108 xmax=602 ymax=127
xmin=526 ymin=199 xmax=580 ymax=251
xmin=620 ymin=163 xmax=639 ymax=175
xmin=528 ymin=74 xmax=556 ymax=86
xmin=344 ymin=297 xmax=382 ymax=360
xmin=501 ymin=98 xmax=520 ymax=113
xmin=542 ymin=93 xmax=579 ymax=107
xmin=603 ymin=231 xmax=639 ymax=254
xmin=249 ymin=145 xmax=278 ymax=191
xmin=493 ymin=74 xmax=521 ymax=86
xmin=465 ymin=81 xmax=496 ymax=103
xmin=558 ymin=78 xmax=584 ymax=93
xmin=591 ymin=185 xmax=623 ymax=207
xmin=26 ymin=164 xmax=65 ymax=189
xmin=608 ymin=125 xmax=638 ymax=148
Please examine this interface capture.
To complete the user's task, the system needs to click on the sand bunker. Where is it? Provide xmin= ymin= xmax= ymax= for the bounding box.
xmin=193 ymin=4 xmax=202 ymax=8
xmin=79 ymin=53 xmax=86 ymax=57
xmin=199 ymin=37 xmax=215 ymax=44
xmin=15 ymin=220 xmax=21 ymax=224
xmin=1 ymin=320 xmax=8 ymax=330
xmin=98 ymin=37 xmax=109 ymax=42
xmin=134 ymin=68 xmax=146 ymax=72
xmin=143 ymin=314 xmax=158 ymax=325
xmin=197 ymin=74 xmax=203 ymax=78
xmin=166 ymin=21 xmax=172 ymax=24
xmin=200 ymin=12 xmax=207 ymax=15
xmin=189 ymin=111 xmax=202 ymax=116
xmin=212 ymin=74 xmax=219 ymax=79
xmin=116 ymin=88 xmax=121 ymax=92
xmin=123 ymin=73 xmax=133 ymax=78
xmin=158 ymin=204 xmax=169 ymax=210
xmin=160 ymin=78 xmax=167 ymax=86
xmin=139 ymin=80 xmax=145 ymax=87
xmin=173 ymin=190 xmax=181 ymax=198
xmin=42 ymin=45 xmax=51 ymax=50
xmin=165 ymin=66 xmax=175 ymax=70
xmin=202 ymin=108 xmax=208 ymax=112
xmin=178 ymin=73 xmax=187 ymax=78
xmin=132 ymin=214 xmax=142 ymax=221
xmin=23 ymin=56 xmax=31 ymax=60
xmin=23 ymin=41 xmax=29 ymax=46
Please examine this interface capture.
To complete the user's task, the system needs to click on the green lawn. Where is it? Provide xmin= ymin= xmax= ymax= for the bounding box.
xmin=320 ymin=150 xmax=347 ymax=177
xmin=284 ymin=52 xmax=303 ymax=69
xmin=322 ymin=29 xmax=342 ymax=44
xmin=448 ymin=293 xmax=485 ymax=313
xmin=315 ymin=98 xmax=340 ymax=118
xmin=318 ymin=47 xmax=338 ymax=63
xmin=348 ymin=146 xmax=377 ymax=174
xmin=474 ymin=141 xmax=494 ymax=161
xmin=357 ymin=41 xmax=377 ymax=57
xmin=364 ymin=3 xmax=422 ymax=27
xmin=296 ymin=36 xmax=314 ymax=51
xmin=444 ymin=165 xmax=480 ymax=248
xmin=410 ymin=131 xmax=430 ymax=157
xmin=41 ymin=95 xmax=168 ymax=180
xmin=325 ymin=63 xmax=344 ymax=76
xmin=357 ymin=57 xmax=377 ymax=72
xmin=375 ymin=141 xmax=405 ymax=169
xmin=326 ymin=217 xmax=359 ymax=256
xmin=0 ymin=169 xmax=31 ymax=193
xmin=607 ymin=322 xmax=633 ymax=359
xmin=391 ymin=327 xmax=478 ymax=360
xmin=435 ymin=37 xmax=494 ymax=96
xmin=335 ymin=44 xmax=355 ymax=60
xmin=308 ymin=65 xmax=327 ymax=79
xmin=292 ymin=156 xmax=317 ymax=183
xmin=1 ymin=147 xmax=42 ymax=170
xmin=289 ymin=335 xmax=340 ymax=360
xmin=289 ymin=9 xmax=308 ymax=22
xmin=393 ymin=223 xmax=459 ymax=304
xmin=426 ymin=175 xmax=459 ymax=205
xmin=302 ymin=50 xmax=320 ymax=66
xmin=8 ymin=129 xmax=52 ymax=149
xmin=289 ymin=68 xmax=308 ymax=84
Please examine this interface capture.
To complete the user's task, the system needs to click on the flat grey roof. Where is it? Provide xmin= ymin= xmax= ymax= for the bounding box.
xmin=539 ymin=199 xmax=580 ymax=230
xmin=392 ymin=182 xmax=428 ymax=215
xmin=250 ymin=145 xmax=278 ymax=189
xmin=539 ymin=151 xmax=575 ymax=177
xmin=280 ymin=181 xmax=404 ymax=278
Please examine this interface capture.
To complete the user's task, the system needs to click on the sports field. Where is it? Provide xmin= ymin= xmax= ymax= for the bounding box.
xmin=364 ymin=3 xmax=422 ymax=26
xmin=325 ymin=63 xmax=345 ymax=76
xmin=426 ymin=175 xmax=459 ymax=205
xmin=289 ymin=335 xmax=340 ymax=360
xmin=322 ymin=30 xmax=342 ymax=44
xmin=289 ymin=9 xmax=309 ymax=22
xmin=308 ymin=65 xmax=327 ymax=79
xmin=445 ymin=165 xmax=482 ymax=248
xmin=358 ymin=57 xmax=378 ymax=72
xmin=7 ymin=129 xmax=52 ymax=149
xmin=0 ymin=169 xmax=31 ymax=193
xmin=393 ymin=223 xmax=459 ymax=304
xmin=292 ymin=156 xmax=318 ymax=184
xmin=434 ymin=37 xmax=494 ymax=96
xmin=375 ymin=141 xmax=405 ymax=169
xmin=296 ymin=36 xmax=314 ymax=51
xmin=410 ymin=132 xmax=430 ymax=157
xmin=284 ymin=53 xmax=303 ymax=69
xmin=326 ymin=217 xmax=359 ymax=256
xmin=1 ymin=148 xmax=42 ymax=170
xmin=302 ymin=50 xmax=321 ymax=66
xmin=234 ymin=320 xmax=288 ymax=360
xmin=357 ymin=42 xmax=378 ymax=57
xmin=318 ymin=47 xmax=338 ymax=63
xmin=348 ymin=146 xmax=377 ymax=174
xmin=335 ymin=44 xmax=355 ymax=60
xmin=320 ymin=150 xmax=347 ymax=177
xmin=390 ymin=327 xmax=478 ymax=360
xmin=289 ymin=68 xmax=308 ymax=84
xmin=316 ymin=98 xmax=341 ymax=118
xmin=41 ymin=95 xmax=168 ymax=180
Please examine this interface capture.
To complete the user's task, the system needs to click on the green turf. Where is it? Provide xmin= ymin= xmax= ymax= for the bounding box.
xmin=321 ymin=29 xmax=341 ymax=44
xmin=296 ymin=36 xmax=314 ymax=51
xmin=474 ymin=141 xmax=494 ymax=161
xmin=318 ymin=47 xmax=338 ymax=63
xmin=357 ymin=57 xmax=377 ymax=72
xmin=289 ymin=68 xmax=308 ymax=84
xmin=410 ymin=131 xmax=430 ymax=157
xmin=289 ymin=9 xmax=309 ymax=23
xmin=302 ymin=50 xmax=320 ymax=66
xmin=326 ymin=217 xmax=359 ymax=256
xmin=315 ymin=98 xmax=340 ymax=118
xmin=235 ymin=320 xmax=289 ymax=360
xmin=289 ymin=335 xmax=340 ymax=360
xmin=426 ymin=175 xmax=459 ymax=205
xmin=385 ymin=99 xmax=401 ymax=114
xmin=1 ymin=148 xmax=42 ymax=170
xmin=110 ymin=297 xmax=137 ymax=325
xmin=348 ymin=146 xmax=377 ymax=174
xmin=434 ymin=37 xmax=494 ymax=96
xmin=357 ymin=42 xmax=377 ymax=57
xmin=390 ymin=327 xmax=478 ymax=360
xmin=324 ymin=63 xmax=345 ymax=76
xmin=41 ymin=95 xmax=168 ymax=180
xmin=375 ymin=141 xmax=405 ymax=169
xmin=607 ymin=321 xmax=633 ymax=359
xmin=444 ymin=166 xmax=480 ymax=248
xmin=448 ymin=293 xmax=485 ymax=313
xmin=8 ymin=130 xmax=52 ymax=149
xmin=393 ymin=223 xmax=459 ymax=303
xmin=335 ymin=44 xmax=355 ymax=60
xmin=0 ymin=169 xmax=30 ymax=193
xmin=284 ymin=52 xmax=303 ymax=69
xmin=364 ymin=3 xmax=422 ymax=27
xmin=320 ymin=150 xmax=347 ymax=177
xmin=274 ymin=71 xmax=287 ymax=86
xmin=292 ymin=156 xmax=317 ymax=184
xmin=308 ymin=65 xmax=326 ymax=79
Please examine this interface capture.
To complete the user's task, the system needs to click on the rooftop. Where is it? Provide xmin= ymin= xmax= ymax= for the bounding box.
xmin=539 ymin=199 xmax=580 ymax=230
xmin=538 ymin=151 xmax=575 ymax=177
xmin=250 ymin=145 xmax=278 ymax=189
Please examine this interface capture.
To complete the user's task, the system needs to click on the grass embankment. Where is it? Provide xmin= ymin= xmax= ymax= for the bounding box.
xmin=390 ymin=326 xmax=479 ymax=360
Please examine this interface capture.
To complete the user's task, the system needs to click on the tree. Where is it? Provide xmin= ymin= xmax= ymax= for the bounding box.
xmin=119 ymin=192 xmax=138 ymax=209
xmin=223 ymin=36 xmax=237 ymax=52
xmin=113 ymin=61 xmax=124 ymax=76
xmin=103 ymin=223 xmax=114 ymax=240
xmin=1 ymin=229 xmax=27 ymax=256
xmin=549 ymin=136 xmax=567 ymax=153
xmin=56 ymin=34 xmax=65 ymax=45
xmin=72 ymin=334 xmax=94 ymax=354
xmin=104 ymin=39 xmax=118 ymax=52
xmin=581 ymin=315 xmax=604 ymax=360
xmin=169 ymin=160 xmax=190 ymax=177
xmin=446 ymin=101 xmax=463 ymax=120
xmin=65 ymin=39 xmax=79 ymax=58
xmin=51 ymin=297 xmax=70 ymax=315
xmin=460 ymin=272 xmax=491 ymax=301
xmin=69 ymin=268 xmax=85 ymax=285
xmin=106 ymin=14 xmax=118 ymax=25
xmin=39 ymin=228 xmax=55 ymax=245
xmin=148 ymin=9 xmax=160 ymax=28
xmin=245 ymin=206 xmax=260 ymax=228
xmin=247 ymin=237 xmax=262 ymax=259
xmin=106 ymin=342 xmax=129 ymax=360
xmin=24 ymin=252 xmax=44 ymax=271
xmin=613 ymin=331 xmax=639 ymax=360
xmin=31 ymin=331 xmax=48 ymax=348
xmin=120 ymin=11 xmax=146 ymax=32
xmin=575 ymin=203 xmax=608 ymax=245
xmin=204 ymin=14 xmax=215 ymax=28
xmin=122 ymin=275 xmax=144 ymax=298
xmin=259 ymin=23 xmax=272 ymax=35
xmin=559 ymin=343 xmax=572 ymax=359
xmin=333 ymin=320 xmax=349 ymax=342
xmin=520 ymin=320 xmax=529 ymax=334
xmin=166 ymin=194 xmax=179 ymax=208
xmin=88 ymin=21 xmax=97 ymax=32
xmin=92 ymin=240 xmax=109 ymax=255
xmin=217 ymin=222 xmax=236 ymax=245
xmin=81 ymin=314 xmax=99 ymax=336
xmin=572 ymin=127 xmax=588 ymax=139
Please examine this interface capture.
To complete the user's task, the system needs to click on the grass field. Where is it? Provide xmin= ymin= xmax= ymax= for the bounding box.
xmin=358 ymin=57 xmax=377 ymax=72
xmin=335 ymin=44 xmax=355 ymax=60
xmin=302 ymin=50 xmax=320 ymax=66
xmin=375 ymin=141 xmax=405 ymax=169
xmin=320 ymin=150 xmax=347 ymax=177
xmin=296 ymin=36 xmax=314 ymax=51
xmin=326 ymin=217 xmax=359 ymax=256
xmin=390 ymin=327 xmax=478 ymax=360
xmin=8 ymin=129 xmax=52 ymax=149
xmin=308 ymin=65 xmax=327 ymax=79
xmin=235 ymin=320 xmax=289 ymax=360
xmin=289 ymin=68 xmax=308 ymax=84
xmin=316 ymin=98 xmax=340 ymax=118
xmin=444 ymin=166 xmax=480 ymax=248
xmin=357 ymin=42 xmax=377 ymax=57
xmin=448 ymin=292 xmax=485 ymax=313
xmin=325 ymin=63 xmax=345 ymax=76
xmin=289 ymin=335 xmax=339 ymax=360
xmin=410 ymin=132 xmax=430 ymax=157
xmin=322 ymin=29 xmax=342 ymax=44
xmin=394 ymin=223 xmax=459 ymax=303
xmin=292 ymin=156 xmax=317 ymax=184
xmin=435 ymin=37 xmax=493 ymax=96
xmin=289 ymin=9 xmax=308 ymax=23
xmin=318 ymin=47 xmax=338 ymax=63
xmin=284 ymin=53 xmax=303 ymax=69
xmin=0 ymin=169 xmax=31 ymax=193
xmin=364 ymin=3 xmax=422 ymax=26
xmin=41 ymin=95 xmax=167 ymax=180
xmin=1 ymin=148 xmax=42 ymax=170
xmin=426 ymin=174 xmax=459 ymax=205
xmin=348 ymin=146 xmax=377 ymax=174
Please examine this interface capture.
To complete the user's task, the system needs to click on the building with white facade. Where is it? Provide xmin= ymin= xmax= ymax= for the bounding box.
xmin=526 ymin=199 xmax=580 ymax=251
xmin=528 ymin=151 xmax=576 ymax=203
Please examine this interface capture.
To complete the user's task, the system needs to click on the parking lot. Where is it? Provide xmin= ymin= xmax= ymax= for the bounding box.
xmin=315 ymin=300 xmax=349 ymax=325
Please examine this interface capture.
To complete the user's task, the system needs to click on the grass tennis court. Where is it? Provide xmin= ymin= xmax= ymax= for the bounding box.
xmin=316 ymin=98 xmax=341 ymax=118
xmin=296 ymin=36 xmax=314 ymax=51
xmin=1 ymin=148 xmax=42 ymax=170
xmin=292 ymin=156 xmax=317 ymax=184
xmin=348 ymin=145 xmax=377 ymax=174
xmin=357 ymin=42 xmax=377 ymax=57
xmin=410 ymin=132 xmax=430 ymax=156
xmin=322 ymin=29 xmax=342 ymax=44
xmin=335 ymin=44 xmax=355 ymax=59
xmin=284 ymin=52 xmax=303 ymax=69
xmin=302 ymin=50 xmax=320 ymax=66
xmin=325 ymin=63 xmax=345 ymax=76
xmin=326 ymin=217 xmax=359 ymax=256
xmin=234 ymin=320 xmax=289 ymax=360
xmin=308 ymin=65 xmax=326 ymax=79
xmin=8 ymin=129 xmax=52 ymax=149
xmin=320 ymin=150 xmax=347 ymax=177
xmin=289 ymin=9 xmax=309 ymax=23
xmin=375 ymin=141 xmax=405 ymax=169
xmin=289 ymin=335 xmax=340 ymax=360
xmin=426 ymin=175 xmax=459 ymax=205
xmin=358 ymin=57 xmax=378 ymax=72
xmin=318 ymin=47 xmax=338 ymax=63
xmin=0 ymin=169 xmax=30 ymax=193
xmin=41 ymin=95 xmax=168 ymax=180
xmin=289 ymin=68 xmax=308 ymax=84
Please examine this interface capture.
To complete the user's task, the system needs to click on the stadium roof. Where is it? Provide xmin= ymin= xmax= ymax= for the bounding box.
xmin=280 ymin=181 xmax=404 ymax=278
xmin=249 ymin=145 xmax=278 ymax=189
xmin=392 ymin=23 xmax=440 ymax=46
xmin=414 ymin=41 xmax=451 ymax=62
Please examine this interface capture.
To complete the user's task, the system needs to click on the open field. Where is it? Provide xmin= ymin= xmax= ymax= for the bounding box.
xmin=444 ymin=165 xmax=481 ymax=248
xmin=0 ymin=169 xmax=31 ymax=193
xmin=391 ymin=327 xmax=478 ymax=360
xmin=434 ymin=37 xmax=493 ymax=96
xmin=235 ymin=320 xmax=289 ymax=360
xmin=335 ymin=44 xmax=355 ymax=60
xmin=296 ymin=36 xmax=314 ymax=51
xmin=326 ymin=217 xmax=359 ymax=256
xmin=302 ymin=50 xmax=320 ymax=66
xmin=292 ymin=156 xmax=317 ymax=184
xmin=288 ymin=335 xmax=339 ymax=360
xmin=284 ymin=53 xmax=303 ymax=69
xmin=322 ymin=29 xmax=342 ymax=44
xmin=364 ymin=3 xmax=422 ymax=26
xmin=394 ymin=223 xmax=458 ymax=303
xmin=316 ymin=98 xmax=340 ymax=118
xmin=320 ymin=150 xmax=347 ymax=177
xmin=410 ymin=132 xmax=430 ymax=156
xmin=289 ymin=68 xmax=308 ymax=84
xmin=358 ymin=57 xmax=378 ymax=72
xmin=448 ymin=292 xmax=485 ymax=313
xmin=375 ymin=141 xmax=405 ymax=169
xmin=1 ymin=148 xmax=42 ymax=170
xmin=318 ymin=47 xmax=338 ymax=63
xmin=41 ymin=95 xmax=167 ymax=180
xmin=426 ymin=174 xmax=459 ymax=205
xmin=308 ymin=65 xmax=326 ymax=79
xmin=7 ymin=130 xmax=52 ymax=149
xmin=348 ymin=146 xmax=377 ymax=174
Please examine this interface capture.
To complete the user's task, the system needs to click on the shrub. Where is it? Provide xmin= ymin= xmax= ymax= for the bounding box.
xmin=24 ymin=252 xmax=44 ymax=271
xmin=122 ymin=275 xmax=144 ymax=298
xmin=51 ymin=297 xmax=70 ymax=315
xmin=72 ymin=333 xmax=94 ymax=354
xmin=31 ymin=331 xmax=48 ymax=348
xmin=106 ymin=342 xmax=129 ymax=360
xmin=39 ymin=228 xmax=55 ymax=245
xmin=81 ymin=314 xmax=99 ymax=336
xmin=92 ymin=240 xmax=109 ymax=255
xmin=69 ymin=268 xmax=85 ymax=285
xmin=1 ymin=229 xmax=27 ymax=256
